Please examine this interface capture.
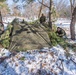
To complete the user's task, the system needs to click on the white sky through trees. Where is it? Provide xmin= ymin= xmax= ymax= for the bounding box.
xmin=6 ymin=0 xmax=70 ymax=15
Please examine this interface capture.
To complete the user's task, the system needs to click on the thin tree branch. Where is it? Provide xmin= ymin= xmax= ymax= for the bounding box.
xmin=38 ymin=0 xmax=43 ymax=18
xmin=38 ymin=0 xmax=49 ymax=8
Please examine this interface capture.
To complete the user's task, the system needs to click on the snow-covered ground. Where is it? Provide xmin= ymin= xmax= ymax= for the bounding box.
xmin=55 ymin=18 xmax=71 ymax=25
xmin=0 ymin=46 xmax=76 ymax=75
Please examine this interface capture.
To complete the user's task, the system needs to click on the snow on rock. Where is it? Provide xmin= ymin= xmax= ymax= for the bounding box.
xmin=0 ymin=48 xmax=11 ymax=58
xmin=0 ymin=45 xmax=76 ymax=75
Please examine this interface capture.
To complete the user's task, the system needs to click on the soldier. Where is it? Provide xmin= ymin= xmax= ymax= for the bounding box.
xmin=56 ymin=27 xmax=66 ymax=38
xmin=40 ymin=13 xmax=46 ymax=24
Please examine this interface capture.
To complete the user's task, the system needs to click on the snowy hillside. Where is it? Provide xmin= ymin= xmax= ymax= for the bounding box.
xmin=0 ymin=45 xmax=76 ymax=75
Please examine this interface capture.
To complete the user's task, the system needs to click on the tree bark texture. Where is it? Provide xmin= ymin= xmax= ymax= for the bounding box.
xmin=70 ymin=7 xmax=76 ymax=40
xmin=48 ymin=0 xmax=52 ymax=29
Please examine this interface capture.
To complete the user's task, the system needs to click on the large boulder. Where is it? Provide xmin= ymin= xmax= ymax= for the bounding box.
xmin=10 ymin=20 xmax=50 ymax=51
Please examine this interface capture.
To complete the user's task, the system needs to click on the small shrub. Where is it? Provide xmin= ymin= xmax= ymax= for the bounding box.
xmin=52 ymin=24 xmax=57 ymax=32
xmin=0 ymin=30 xmax=10 ymax=48
xmin=48 ymin=30 xmax=68 ymax=49
xmin=48 ymin=31 xmax=59 ymax=46
xmin=20 ymin=57 xmax=25 ymax=61
xmin=0 ymin=24 xmax=13 ymax=48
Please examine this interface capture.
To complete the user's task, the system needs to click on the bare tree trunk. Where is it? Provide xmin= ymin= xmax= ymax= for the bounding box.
xmin=0 ymin=11 xmax=2 ymax=24
xmin=70 ymin=7 xmax=76 ymax=40
xmin=48 ymin=0 xmax=52 ymax=29
xmin=70 ymin=0 xmax=75 ymax=14
xmin=0 ymin=11 xmax=4 ymax=32
xmin=38 ymin=0 xmax=43 ymax=18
